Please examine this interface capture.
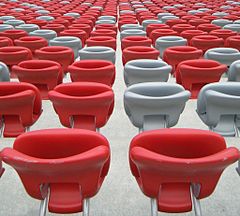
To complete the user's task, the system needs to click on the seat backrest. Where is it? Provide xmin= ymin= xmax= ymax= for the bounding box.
xmin=129 ymin=128 xmax=240 ymax=199
xmin=228 ymin=59 xmax=240 ymax=81
xmin=48 ymin=82 xmax=114 ymax=129
xmin=124 ymin=82 xmax=190 ymax=129
xmin=197 ymin=82 xmax=240 ymax=126
xmin=1 ymin=129 xmax=110 ymax=200
xmin=0 ymin=82 xmax=42 ymax=125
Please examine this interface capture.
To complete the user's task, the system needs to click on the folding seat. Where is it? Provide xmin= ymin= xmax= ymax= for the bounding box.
xmin=35 ymin=46 xmax=74 ymax=74
xmin=129 ymin=128 xmax=240 ymax=216
xmin=29 ymin=29 xmax=57 ymax=43
xmin=0 ymin=29 xmax=28 ymax=41
xmin=3 ymin=19 xmax=24 ymax=27
xmin=157 ymin=12 xmax=174 ymax=20
xmin=146 ymin=23 xmax=169 ymax=37
xmin=49 ymin=82 xmax=114 ymax=131
xmin=163 ymin=46 xmax=202 ymax=73
xmin=98 ymin=15 xmax=116 ymax=22
xmin=165 ymin=19 xmax=187 ymax=27
xmin=68 ymin=60 xmax=115 ymax=86
xmin=172 ymin=24 xmax=195 ymax=34
xmin=120 ymin=29 xmax=146 ymax=40
xmin=118 ymin=19 xmax=138 ymax=30
xmin=160 ymin=15 xmax=179 ymax=23
xmin=41 ymin=24 xmax=65 ymax=36
xmin=197 ymin=23 xmax=221 ymax=33
xmin=124 ymin=59 xmax=171 ymax=86
xmin=0 ymin=62 xmax=10 ymax=81
xmin=86 ymin=36 xmax=116 ymax=50
xmin=60 ymin=29 xmax=87 ymax=47
xmin=0 ymin=82 xmax=42 ymax=137
xmin=150 ymin=29 xmax=178 ymax=46
xmin=204 ymin=48 xmax=240 ymax=67
xmin=95 ymin=23 xmax=117 ymax=33
xmin=91 ymin=29 xmax=117 ymax=38
xmin=49 ymin=36 xmax=81 ymax=60
xmin=36 ymin=15 xmax=55 ymax=22
xmin=14 ymin=36 xmax=48 ymax=57
xmin=120 ymin=24 xmax=144 ymax=32
xmin=210 ymin=29 xmax=237 ymax=41
xmin=69 ymin=24 xmax=92 ymax=37
xmin=228 ymin=60 xmax=240 ymax=81
xmin=122 ymin=46 xmax=159 ymax=65
xmin=0 ymin=24 xmax=14 ymax=32
xmin=223 ymin=24 xmax=240 ymax=33
xmin=64 ymin=12 xmax=80 ymax=18
xmin=197 ymin=82 xmax=240 ymax=136
xmin=225 ymin=35 xmax=240 ymax=50
xmin=0 ymin=46 xmax=32 ymax=73
xmin=212 ymin=12 xmax=229 ymax=18
xmin=15 ymin=24 xmax=39 ymax=33
xmin=176 ymin=59 xmax=227 ymax=99
xmin=79 ymin=46 xmax=115 ymax=64
xmin=211 ymin=19 xmax=233 ymax=27
xmin=180 ymin=30 xmax=207 ymax=44
xmin=12 ymin=60 xmax=63 ymax=99
xmin=26 ymin=19 xmax=48 ymax=28
xmin=0 ymin=36 xmax=13 ymax=47
xmin=121 ymin=36 xmax=151 ymax=50
xmin=190 ymin=35 xmax=224 ymax=53
xmin=0 ymin=16 xmax=16 ymax=21
xmin=141 ymin=19 xmax=162 ymax=30
xmin=1 ymin=128 xmax=110 ymax=215
xmin=124 ymin=82 xmax=190 ymax=131
xmin=155 ymin=36 xmax=187 ymax=58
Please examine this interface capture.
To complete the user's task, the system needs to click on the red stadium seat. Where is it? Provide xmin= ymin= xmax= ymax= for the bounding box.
xmin=91 ymin=29 xmax=117 ymax=38
xmin=48 ymin=82 xmax=114 ymax=131
xmin=1 ymin=128 xmax=110 ymax=214
xmin=0 ymin=36 xmax=13 ymax=48
xmin=176 ymin=59 xmax=227 ymax=99
xmin=172 ymin=23 xmax=195 ymax=34
xmin=225 ymin=35 xmax=240 ymax=50
xmin=150 ymin=29 xmax=178 ymax=45
xmin=86 ymin=36 xmax=116 ymax=50
xmin=0 ymin=46 xmax=32 ymax=76
xmin=146 ymin=23 xmax=170 ymax=37
xmin=68 ymin=60 xmax=115 ymax=86
xmin=163 ymin=46 xmax=202 ymax=74
xmin=60 ymin=29 xmax=88 ymax=47
xmin=35 ymin=46 xmax=74 ymax=74
xmin=68 ymin=24 xmax=92 ymax=37
xmin=190 ymin=35 xmax=224 ymax=53
xmin=42 ymin=24 xmax=66 ymax=36
xmin=122 ymin=46 xmax=160 ymax=65
xmin=0 ymin=82 xmax=42 ymax=137
xmin=129 ymin=129 xmax=239 ymax=215
xmin=197 ymin=23 xmax=221 ymax=33
xmin=12 ymin=60 xmax=63 ymax=99
xmin=180 ymin=30 xmax=207 ymax=44
xmin=121 ymin=36 xmax=152 ymax=50
xmin=0 ymin=29 xmax=28 ymax=41
xmin=210 ymin=29 xmax=237 ymax=41
xmin=14 ymin=36 xmax=48 ymax=57
xmin=95 ymin=24 xmax=118 ymax=33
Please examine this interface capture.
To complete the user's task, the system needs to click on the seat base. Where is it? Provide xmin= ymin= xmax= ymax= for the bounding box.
xmin=3 ymin=115 xmax=26 ymax=137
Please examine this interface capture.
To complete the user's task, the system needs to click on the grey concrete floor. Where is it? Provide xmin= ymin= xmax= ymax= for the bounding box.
xmin=0 ymin=33 xmax=240 ymax=216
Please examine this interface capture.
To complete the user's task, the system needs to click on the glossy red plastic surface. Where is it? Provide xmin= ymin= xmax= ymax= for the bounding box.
xmin=122 ymin=46 xmax=160 ymax=65
xmin=150 ymin=29 xmax=178 ymax=45
xmin=0 ymin=82 xmax=42 ymax=137
xmin=210 ymin=29 xmax=237 ymax=41
xmin=86 ymin=36 xmax=116 ymax=50
xmin=68 ymin=60 xmax=115 ymax=86
xmin=12 ymin=60 xmax=63 ymax=99
xmin=0 ymin=29 xmax=28 ymax=41
xmin=129 ymin=128 xmax=240 ymax=213
xmin=121 ymin=36 xmax=152 ymax=50
xmin=1 ymin=128 xmax=110 ymax=213
xmin=163 ymin=46 xmax=202 ymax=73
xmin=225 ymin=35 xmax=240 ymax=50
xmin=0 ymin=36 xmax=13 ymax=48
xmin=35 ymin=46 xmax=74 ymax=73
xmin=60 ymin=29 xmax=88 ymax=46
xmin=48 ymin=82 xmax=114 ymax=130
xmin=190 ymin=35 xmax=224 ymax=52
xmin=176 ymin=59 xmax=227 ymax=99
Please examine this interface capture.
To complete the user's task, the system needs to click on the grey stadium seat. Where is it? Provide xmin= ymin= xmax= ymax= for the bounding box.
xmin=124 ymin=59 xmax=172 ymax=86
xmin=228 ymin=60 xmax=240 ymax=81
xmin=0 ymin=62 xmax=10 ymax=81
xmin=197 ymin=82 xmax=240 ymax=137
xmin=124 ymin=82 xmax=190 ymax=131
